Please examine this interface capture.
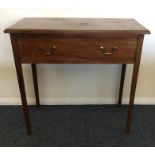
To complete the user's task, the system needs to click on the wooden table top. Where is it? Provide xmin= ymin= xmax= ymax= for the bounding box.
xmin=4 ymin=18 xmax=150 ymax=35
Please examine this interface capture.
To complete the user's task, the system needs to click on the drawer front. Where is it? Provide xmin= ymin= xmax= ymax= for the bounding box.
xmin=18 ymin=38 xmax=137 ymax=64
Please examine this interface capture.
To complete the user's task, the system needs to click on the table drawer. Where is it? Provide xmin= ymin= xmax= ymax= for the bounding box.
xmin=18 ymin=38 xmax=137 ymax=64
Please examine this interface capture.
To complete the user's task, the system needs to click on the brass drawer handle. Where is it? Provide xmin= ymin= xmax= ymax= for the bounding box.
xmin=100 ymin=46 xmax=118 ymax=55
xmin=37 ymin=45 xmax=56 ymax=55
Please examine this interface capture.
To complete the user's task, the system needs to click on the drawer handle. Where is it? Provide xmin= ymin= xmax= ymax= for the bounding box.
xmin=37 ymin=45 xmax=56 ymax=55
xmin=100 ymin=46 xmax=118 ymax=55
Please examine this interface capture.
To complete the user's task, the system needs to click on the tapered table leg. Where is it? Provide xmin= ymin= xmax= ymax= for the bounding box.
xmin=15 ymin=62 xmax=32 ymax=135
xmin=126 ymin=35 xmax=144 ymax=133
xmin=126 ymin=63 xmax=140 ymax=133
xmin=118 ymin=64 xmax=126 ymax=107
xmin=31 ymin=64 xmax=40 ymax=108
xmin=11 ymin=35 xmax=32 ymax=135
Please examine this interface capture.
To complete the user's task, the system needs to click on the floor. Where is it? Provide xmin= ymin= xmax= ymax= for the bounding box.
xmin=0 ymin=105 xmax=155 ymax=146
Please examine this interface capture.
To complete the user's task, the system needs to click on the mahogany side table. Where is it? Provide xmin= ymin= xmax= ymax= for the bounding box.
xmin=4 ymin=18 xmax=150 ymax=134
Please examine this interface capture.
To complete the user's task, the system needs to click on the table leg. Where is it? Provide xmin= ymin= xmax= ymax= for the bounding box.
xmin=11 ymin=34 xmax=32 ymax=135
xmin=126 ymin=35 xmax=144 ymax=133
xmin=15 ymin=62 xmax=32 ymax=135
xmin=126 ymin=63 xmax=140 ymax=133
xmin=31 ymin=64 xmax=40 ymax=108
xmin=118 ymin=64 xmax=126 ymax=107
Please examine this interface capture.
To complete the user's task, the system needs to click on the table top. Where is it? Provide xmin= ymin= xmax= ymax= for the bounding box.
xmin=4 ymin=18 xmax=150 ymax=35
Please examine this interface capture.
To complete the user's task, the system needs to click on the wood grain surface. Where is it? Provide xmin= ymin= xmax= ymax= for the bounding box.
xmin=4 ymin=18 xmax=150 ymax=35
